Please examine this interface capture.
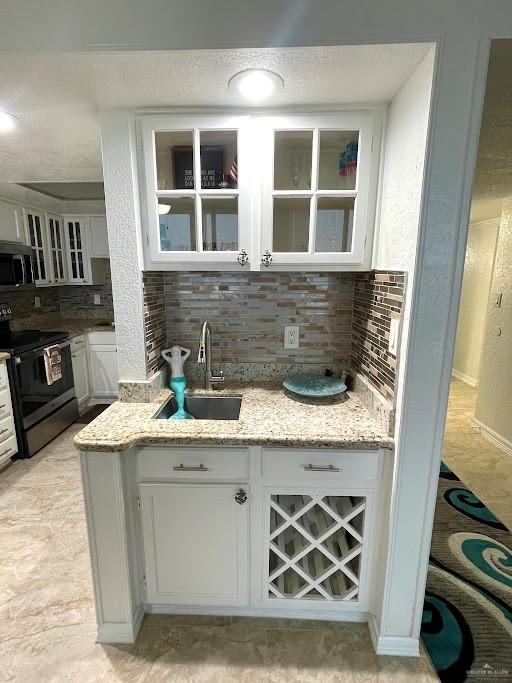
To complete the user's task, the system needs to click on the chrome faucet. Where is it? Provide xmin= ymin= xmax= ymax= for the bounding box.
xmin=197 ymin=321 xmax=224 ymax=390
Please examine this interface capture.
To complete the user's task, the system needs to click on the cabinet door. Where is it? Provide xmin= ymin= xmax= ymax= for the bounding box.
xmin=88 ymin=344 xmax=118 ymax=398
xmin=141 ymin=114 xmax=252 ymax=271
xmin=0 ymin=200 xmax=23 ymax=243
xmin=24 ymin=209 xmax=51 ymax=285
xmin=140 ymin=483 xmax=249 ymax=606
xmin=89 ymin=216 xmax=110 ymax=258
xmin=260 ymin=113 xmax=378 ymax=269
xmin=64 ymin=217 xmax=92 ymax=284
xmin=71 ymin=347 xmax=90 ymax=407
xmin=46 ymin=215 xmax=67 ymax=284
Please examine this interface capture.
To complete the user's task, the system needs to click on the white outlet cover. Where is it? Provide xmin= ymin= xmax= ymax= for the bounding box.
xmin=388 ymin=318 xmax=400 ymax=356
xmin=94 ymin=294 xmax=101 ymax=305
xmin=284 ymin=325 xmax=300 ymax=349
xmin=34 ymin=296 xmax=41 ymax=309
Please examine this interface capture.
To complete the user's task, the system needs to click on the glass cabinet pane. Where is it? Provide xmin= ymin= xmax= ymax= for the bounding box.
xmin=155 ymin=131 xmax=194 ymax=190
xmin=202 ymin=197 xmax=238 ymax=251
xmin=158 ymin=197 xmax=196 ymax=251
xmin=274 ymin=131 xmax=313 ymax=190
xmin=315 ymin=197 xmax=354 ymax=252
xmin=318 ymin=131 xmax=359 ymax=190
xmin=273 ymin=197 xmax=310 ymax=252
xmin=200 ymin=131 xmax=238 ymax=189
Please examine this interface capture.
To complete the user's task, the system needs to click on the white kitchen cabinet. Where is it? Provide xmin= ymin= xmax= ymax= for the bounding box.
xmin=140 ymin=114 xmax=252 ymax=270
xmin=89 ymin=216 xmax=110 ymax=258
xmin=63 ymin=215 xmax=109 ymax=285
xmin=71 ymin=336 xmax=90 ymax=410
xmin=140 ymin=111 xmax=381 ymax=271
xmin=46 ymin=214 xmax=67 ymax=284
xmin=23 ymin=209 xmax=52 ymax=285
xmin=88 ymin=333 xmax=119 ymax=399
xmin=0 ymin=361 xmax=18 ymax=466
xmin=0 ymin=199 xmax=24 ymax=243
xmin=139 ymin=483 xmax=249 ymax=606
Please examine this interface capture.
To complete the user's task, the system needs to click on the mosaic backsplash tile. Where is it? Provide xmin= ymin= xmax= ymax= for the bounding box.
xmin=351 ymin=271 xmax=405 ymax=402
xmin=162 ymin=272 xmax=355 ymax=367
xmin=143 ymin=272 xmax=167 ymax=375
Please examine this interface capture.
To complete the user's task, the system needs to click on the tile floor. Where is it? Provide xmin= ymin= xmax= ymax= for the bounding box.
xmin=3 ymin=378 xmax=508 ymax=682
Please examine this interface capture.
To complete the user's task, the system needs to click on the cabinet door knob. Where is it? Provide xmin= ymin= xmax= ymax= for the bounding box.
xmin=261 ymin=250 xmax=273 ymax=267
xmin=235 ymin=488 xmax=247 ymax=505
xmin=237 ymin=249 xmax=249 ymax=266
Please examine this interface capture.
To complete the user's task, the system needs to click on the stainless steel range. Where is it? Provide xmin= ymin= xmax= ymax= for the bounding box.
xmin=0 ymin=325 xmax=78 ymax=458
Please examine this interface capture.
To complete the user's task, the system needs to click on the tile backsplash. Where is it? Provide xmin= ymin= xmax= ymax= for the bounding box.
xmin=163 ymin=272 xmax=355 ymax=367
xmin=351 ymin=271 xmax=406 ymax=402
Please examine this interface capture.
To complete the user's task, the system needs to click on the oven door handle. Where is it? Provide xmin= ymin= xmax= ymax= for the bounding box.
xmin=16 ymin=339 xmax=72 ymax=364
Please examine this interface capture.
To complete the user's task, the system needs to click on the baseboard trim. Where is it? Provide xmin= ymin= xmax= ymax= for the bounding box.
xmin=96 ymin=604 xmax=144 ymax=644
xmin=368 ymin=614 xmax=420 ymax=657
xmin=451 ymin=369 xmax=479 ymax=387
xmin=471 ymin=418 xmax=512 ymax=456
xmin=146 ymin=603 xmax=368 ymax=623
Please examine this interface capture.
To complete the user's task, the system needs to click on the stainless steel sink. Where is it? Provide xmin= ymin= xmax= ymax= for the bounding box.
xmin=154 ymin=396 xmax=242 ymax=421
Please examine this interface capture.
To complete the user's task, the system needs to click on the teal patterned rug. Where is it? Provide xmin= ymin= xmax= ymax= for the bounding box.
xmin=421 ymin=463 xmax=512 ymax=682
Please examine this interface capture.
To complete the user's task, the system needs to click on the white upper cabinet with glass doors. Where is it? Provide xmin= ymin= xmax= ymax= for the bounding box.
xmin=259 ymin=113 xmax=379 ymax=270
xmin=23 ymin=209 xmax=52 ymax=286
xmin=46 ymin=215 xmax=67 ymax=284
xmin=140 ymin=115 xmax=252 ymax=270
xmin=140 ymin=111 xmax=381 ymax=271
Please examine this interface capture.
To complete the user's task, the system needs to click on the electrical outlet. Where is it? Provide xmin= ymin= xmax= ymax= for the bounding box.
xmin=34 ymin=296 xmax=41 ymax=309
xmin=284 ymin=325 xmax=300 ymax=349
xmin=388 ymin=318 xmax=400 ymax=356
xmin=94 ymin=294 xmax=101 ymax=305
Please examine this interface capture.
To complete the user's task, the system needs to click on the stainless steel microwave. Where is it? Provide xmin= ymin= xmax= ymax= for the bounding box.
xmin=0 ymin=242 xmax=35 ymax=291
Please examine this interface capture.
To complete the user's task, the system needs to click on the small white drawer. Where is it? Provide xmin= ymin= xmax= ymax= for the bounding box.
xmin=0 ymin=386 xmax=13 ymax=419
xmin=0 ymin=433 xmax=17 ymax=461
xmin=71 ymin=334 xmax=86 ymax=350
xmin=0 ymin=362 xmax=8 ymax=390
xmin=136 ymin=446 xmax=249 ymax=482
xmin=0 ymin=413 xmax=15 ymax=444
xmin=262 ymin=448 xmax=380 ymax=482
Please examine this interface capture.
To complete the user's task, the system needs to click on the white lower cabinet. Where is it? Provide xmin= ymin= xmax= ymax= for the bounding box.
xmin=0 ymin=362 xmax=18 ymax=466
xmin=87 ymin=331 xmax=118 ymax=399
xmin=71 ymin=345 xmax=90 ymax=409
xmin=139 ymin=483 xmax=249 ymax=606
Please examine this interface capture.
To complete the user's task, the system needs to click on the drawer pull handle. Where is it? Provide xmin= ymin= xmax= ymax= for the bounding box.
xmin=303 ymin=464 xmax=340 ymax=473
xmin=0 ymin=448 xmax=11 ymax=456
xmin=172 ymin=464 xmax=208 ymax=472
xmin=0 ymin=404 xmax=5 ymax=409
xmin=0 ymin=428 xmax=9 ymax=435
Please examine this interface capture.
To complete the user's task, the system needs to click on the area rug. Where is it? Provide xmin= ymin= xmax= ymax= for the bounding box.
xmin=421 ymin=462 xmax=512 ymax=682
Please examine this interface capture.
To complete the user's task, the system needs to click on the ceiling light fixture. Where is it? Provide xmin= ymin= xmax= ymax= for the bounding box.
xmin=0 ymin=111 xmax=18 ymax=133
xmin=158 ymin=203 xmax=171 ymax=215
xmin=228 ymin=69 xmax=284 ymax=103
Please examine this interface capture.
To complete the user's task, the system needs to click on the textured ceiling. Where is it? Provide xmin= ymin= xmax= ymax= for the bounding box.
xmin=20 ymin=182 xmax=104 ymax=200
xmin=0 ymin=44 xmax=430 ymax=182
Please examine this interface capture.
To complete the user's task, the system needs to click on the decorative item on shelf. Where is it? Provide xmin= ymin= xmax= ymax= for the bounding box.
xmin=338 ymin=140 xmax=358 ymax=184
xmin=172 ymin=146 xmax=226 ymax=189
xmin=283 ymin=372 xmax=347 ymax=404
xmin=161 ymin=345 xmax=194 ymax=420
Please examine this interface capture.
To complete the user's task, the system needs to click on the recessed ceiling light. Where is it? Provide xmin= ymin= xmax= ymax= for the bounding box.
xmin=158 ymin=203 xmax=171 ymax=215
xmin=228 ymin=69 xmax=284 ymax=103
xmin=0 ymin=111 xmax=18 ymax=133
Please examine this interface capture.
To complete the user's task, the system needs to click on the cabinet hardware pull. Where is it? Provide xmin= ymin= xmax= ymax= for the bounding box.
xmin=237 ymin=249 xmax=249 ymax=266
xmin=0 ymin=428 xmax=9 ymax=435
xmin=172 ymin=464 xmax=208 ymax=472
xmin=0 ymin=448 xmax=10 ymax=456
xmin=0 ymin=404 xmax=5 ymax=409
xmin=303 ymin=464 xmax=340 ymax=472
xmin=235 ymin=489 xmax=247 ymax=505
xmin=261 ymin=250 xmax=273 ymax=267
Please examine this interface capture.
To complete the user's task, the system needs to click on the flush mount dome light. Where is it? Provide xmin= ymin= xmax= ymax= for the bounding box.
xmin=0 ymin=111 xmax=18 ymax=133
xmin=228 ymin=69 xmax=284 ymax=102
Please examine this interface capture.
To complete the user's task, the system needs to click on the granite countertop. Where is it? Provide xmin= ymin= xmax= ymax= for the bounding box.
xmin=18 ymin=318 xmax=115 ymax=337
xmin=0 ymin=352 xmax=10 ymax=362
xmin=74 ymin=383 xmax=393 ymax=453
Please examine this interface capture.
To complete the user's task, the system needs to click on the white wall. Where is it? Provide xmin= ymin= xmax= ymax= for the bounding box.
xmin=452 ymin=219 xmax=499 ymax=386
xmin=474 ymin=197 xmax=512 ymax=450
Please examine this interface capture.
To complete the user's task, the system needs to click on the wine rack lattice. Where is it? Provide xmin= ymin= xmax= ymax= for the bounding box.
xmin=267 ymin=494 xmax=366 ymax=601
